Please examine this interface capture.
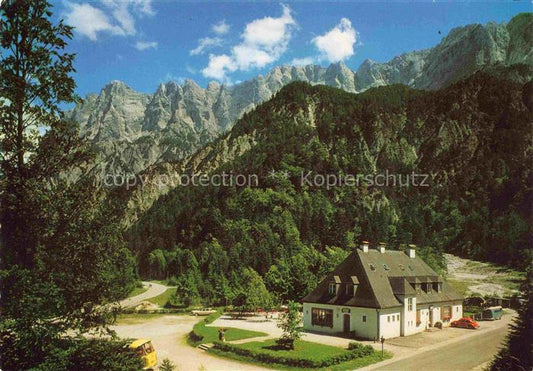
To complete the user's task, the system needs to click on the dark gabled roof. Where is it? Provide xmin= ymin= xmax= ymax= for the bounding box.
xmin=389 ymin=277 xmax=416 ymax=296
xmin=301 ymin=250 xmax=381 ymax=308
xmin=302 ymin=249 xmax=463 ymax=309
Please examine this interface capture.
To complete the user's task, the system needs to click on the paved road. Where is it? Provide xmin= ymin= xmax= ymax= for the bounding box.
xmin=365 ymin=318 xmax=511 ymax=371
xmin=119 ymin=281 xmax=170 ymax=308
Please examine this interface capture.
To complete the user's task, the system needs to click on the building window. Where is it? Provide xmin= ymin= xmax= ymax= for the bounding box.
xmin=312 ymin=308 xmax=333 ymax=328
xmin=346 ymin=284 xmax=357 ymax=296
xmin=442 ymin=306 xmax=451 ymax=321
xmin=456 ymin=307 xmax=459 ymax=312
xmin=387 ymin=316 xmax=391 ymax=323
xmin=407 ymin=298 xmax=413 ymax=311
xmin=329 ymin=283 xmax=336 ymax=295
xmin=396 ymin=314 xmax=400 ymax=321
xmin=362 ymin=315 xmax=367 ymax=323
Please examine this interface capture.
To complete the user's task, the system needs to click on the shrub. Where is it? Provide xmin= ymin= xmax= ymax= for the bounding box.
xmin=159 ymin=358 xmax=177 ymax=371
xmin=275 ymin=336 xmax=295 ymax=350
xmin=4 ymin=338 xmax=145 ymax=371
xmin=213 ymin=341 xmax=375 ymax=368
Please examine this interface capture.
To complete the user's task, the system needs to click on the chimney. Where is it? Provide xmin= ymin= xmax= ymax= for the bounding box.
xmin=407 ymin=244 xmax=416 ymax=258
xmin=360 ymin=240 xmax=369 ymax=253
xmin=378 ymin=242 xmax=386 ymax=253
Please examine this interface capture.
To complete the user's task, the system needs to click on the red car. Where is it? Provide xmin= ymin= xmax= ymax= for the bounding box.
xmin=451 ymin=317 xmax=480 ymax=329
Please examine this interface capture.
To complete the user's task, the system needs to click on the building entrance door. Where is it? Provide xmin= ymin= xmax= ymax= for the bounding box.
xmin=343 ymin=314 xmax=350 ymax=333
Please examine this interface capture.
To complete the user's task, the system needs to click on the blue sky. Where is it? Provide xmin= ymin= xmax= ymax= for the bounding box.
xmin=51 ymin=1 xmax=531 ymax=98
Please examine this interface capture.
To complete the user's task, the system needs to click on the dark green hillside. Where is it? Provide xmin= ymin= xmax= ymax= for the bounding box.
xmin=126 ymin=73 xmax=531 ymax=305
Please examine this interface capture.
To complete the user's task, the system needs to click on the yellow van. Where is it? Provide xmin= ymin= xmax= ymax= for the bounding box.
xmin=129 ymin=339 xmax=157 ymax=370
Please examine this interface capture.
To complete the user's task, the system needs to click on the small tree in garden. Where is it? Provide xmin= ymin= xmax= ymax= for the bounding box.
xmin=276 ymin=301 xmax=302 ymax=350
xmin=159 ymin=358 xmax=177 ymax=371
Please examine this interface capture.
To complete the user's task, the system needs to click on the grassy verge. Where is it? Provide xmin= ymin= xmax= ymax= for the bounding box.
xmin=148 ymin=279 xmax=169 ymax=285
xmin=209 ymin=339 xmax=392 ymax=370
xmin=116 ymin=313 xmax=180 ymax=325
xmin=127 ymin=285 xmax=149 ymax=298
xmin=147 ymin=288 xmax=177 ymax=307
xmin=187 ymin=312 xmax=267 ymax=346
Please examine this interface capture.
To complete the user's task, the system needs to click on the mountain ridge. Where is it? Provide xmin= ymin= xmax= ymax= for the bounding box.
xmin=70 ymin=13 xmax=533 ymax=177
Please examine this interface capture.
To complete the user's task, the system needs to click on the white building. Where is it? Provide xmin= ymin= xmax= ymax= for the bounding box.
xmin=302 ymin=242 xmax=463 ymax=340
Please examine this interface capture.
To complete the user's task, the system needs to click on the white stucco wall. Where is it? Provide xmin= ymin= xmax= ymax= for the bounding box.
xmin=401 ymin=297 xmax=418 ymax=336
xmin=378 ymin=308 xmax=401 ymax=339
xmin=303 ymin=303 xmax=379 ymax=340
xmin=303 ymin=302 xmax=463 ymax=340
xmin=452 ymin=304 xmax=463 ymax=319
xmin=303 ymin=303 xmax=344 ymax=334
xmin=349 ymin=307 xmax=378 ymax=340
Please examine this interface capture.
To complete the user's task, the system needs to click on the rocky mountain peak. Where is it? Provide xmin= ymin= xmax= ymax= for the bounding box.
xmin=69 ymin=13 xmax=532 ymax=177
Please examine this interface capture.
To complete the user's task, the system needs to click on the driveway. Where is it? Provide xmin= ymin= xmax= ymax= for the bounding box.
xmin=118 ymin=281 xmax=170 ymax=309
xmin=112 ymin=314 xmax=269 ymax=371
xmin=361 ymin=311 xmax=514 ymax=370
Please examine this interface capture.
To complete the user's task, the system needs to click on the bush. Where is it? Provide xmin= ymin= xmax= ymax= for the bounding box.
xmin=213 ymin=341 xmax=375 ymax=368
xmin=0 ymin=336 xmax=144 ymax=371
xmin=159 ymin=358 xmax=177 ymax=371
xmin=187 ymin=312 xmax=221 ymax=345
xmin=275 ymin=336 xmax=295 ymax=350
xmin=347 ymin=342 xmax=374 ymax=357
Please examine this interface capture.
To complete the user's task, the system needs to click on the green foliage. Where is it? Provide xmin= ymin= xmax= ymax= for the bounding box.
xmin=187 ymin=312 xmax=267 ymax=346
xmin=0 ymin=337 xmax=143 ymax=371
xmin=490 ymin=268 xmax=532 ymax=370
xmin=128 ymin=71 xmax=532 ymax=306
xmin=159 ymin=358 xmax=177 ymax=371
xmin=213 ymin=339 xmax=375 ymax=368
xmin=0 ymin=1 xmax=137 ymax=369
xmin=277 ymin=301 xmax=303 ymax=350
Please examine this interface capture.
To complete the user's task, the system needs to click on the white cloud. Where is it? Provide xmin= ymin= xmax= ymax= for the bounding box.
xmin=232 ymin=44 xmax=275 ymax=69
xmin=135 ymin=40 xmax=158 ymax=51
xmin=190 ymin=37 xmax=223 ymax=56
xmin=312 ymin=18 xmax=357 ymax=63
xmin=290 ymin=57 xmax=315 ymax=67
xmin=65 ymin=0 xmax=156 ymax=41
xmin=64 ymin=3 xmax=125 ymax=41
xmin=240 ymin=5 xmax=295 ymax=49
xmin=202 ymin=54 xmax=236 ymax=81
xmin=202 ymin=4 xmax=297 ymax=81
xmin=212 ymin=20 xmax=230 ymax=35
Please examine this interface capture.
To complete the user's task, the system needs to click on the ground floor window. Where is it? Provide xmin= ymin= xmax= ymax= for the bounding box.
xmin=442 ymin=306 xmax=452 ymax=321
xmin=362 ymin=315 xmax=367 ymax=322
xmin=312 ymin=308 xmax=333 ymax=327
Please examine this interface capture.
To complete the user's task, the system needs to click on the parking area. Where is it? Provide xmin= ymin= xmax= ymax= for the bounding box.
xmin=384 ymin=315 xmax=513 ymax=349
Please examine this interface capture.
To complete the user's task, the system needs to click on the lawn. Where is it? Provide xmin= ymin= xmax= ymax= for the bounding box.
xmin=147 ymin=288 xmax=177 ymax=307
xmin=209 ymin=339 xmax=392 ymax=370
xmin=116 ymin=313 xmax=177 ymax=325
xmin=127 ymin=285 xmax=148 ymax=298
xmin=188 ymin=312 xmax=267 ymax=345
xmin=238 ymin=339 xmax=348 ymax=360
